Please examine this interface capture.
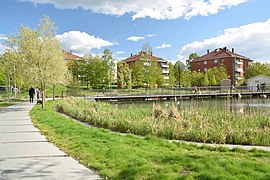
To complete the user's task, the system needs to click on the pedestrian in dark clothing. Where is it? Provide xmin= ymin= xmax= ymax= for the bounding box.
xmin=257 ymin=84 xmax=260 ymax=92
xmin=29 ymin=86 xmax=35 ymax=103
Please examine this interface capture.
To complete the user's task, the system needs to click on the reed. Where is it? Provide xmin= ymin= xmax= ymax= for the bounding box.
xmin=57 ymin=97 xmax=270 ymax=146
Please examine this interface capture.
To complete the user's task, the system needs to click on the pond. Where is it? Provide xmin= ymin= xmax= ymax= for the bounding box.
xmin=112 ymin=96 xmax=270 ymax=114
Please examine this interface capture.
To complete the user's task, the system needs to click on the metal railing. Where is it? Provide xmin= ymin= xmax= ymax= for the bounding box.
xmin=64 ymin=85 xmax=270 ymax=98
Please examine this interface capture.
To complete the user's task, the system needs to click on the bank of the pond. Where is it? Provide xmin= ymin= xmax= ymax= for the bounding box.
xmin=30 ymin=100 xmax=270 ymax=179
xmin=57 ymin=97 xmax=270 ymax=146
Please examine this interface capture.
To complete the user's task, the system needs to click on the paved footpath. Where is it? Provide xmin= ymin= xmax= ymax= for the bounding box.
xmin=0 ymin=102 xmax=101 ymax=180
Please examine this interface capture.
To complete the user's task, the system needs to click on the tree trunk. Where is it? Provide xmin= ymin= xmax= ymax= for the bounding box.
xmin=41 ymin=82 xmax=46 ymax=109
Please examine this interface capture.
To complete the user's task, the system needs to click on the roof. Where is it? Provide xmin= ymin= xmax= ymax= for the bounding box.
xmin=246 ymin=74 xmax=270 ymax=82
xmin=122 ymin=51 xmax=165 ymax=63
xmin=192 ymin=47 xmax=251 ymax=62
xmin=64 ymin=51 xmax=81 ymax=60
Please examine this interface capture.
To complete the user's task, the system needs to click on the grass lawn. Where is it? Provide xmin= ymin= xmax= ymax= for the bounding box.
xmin=30 ymin=100 xmax=270 ymax=179
xmin=0 ymin=100 xmax=23 ymax=108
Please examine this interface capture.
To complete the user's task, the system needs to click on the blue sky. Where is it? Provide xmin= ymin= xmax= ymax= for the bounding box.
xmin=1 ymin=0 xmax=270 ymax=63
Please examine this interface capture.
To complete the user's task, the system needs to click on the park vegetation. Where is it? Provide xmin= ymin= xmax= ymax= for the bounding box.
xmin=57 ymin=97 xmax=270 ymax=146
xmin=0 ymin=16 xmax=68 ymax=108
xmin=30 ymin=100 xmax=270 ymax=179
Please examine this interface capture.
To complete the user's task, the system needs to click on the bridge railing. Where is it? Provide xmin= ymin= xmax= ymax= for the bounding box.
xmin=65 ymin=85 xmax=269 ymax=98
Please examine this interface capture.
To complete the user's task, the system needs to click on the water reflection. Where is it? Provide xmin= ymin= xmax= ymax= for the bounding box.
xmin=111 ymin=97 xmax=270 ymax=114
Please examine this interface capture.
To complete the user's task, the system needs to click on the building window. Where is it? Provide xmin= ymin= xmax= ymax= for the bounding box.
xmin=214 ymin=59 xmax=218 ymax=63
xmin=204 ymin=68 xmax=207 ymax=72
xmin=221 ymin=59 xmax=224 ymax=63
xmin=204 ymin=61 xmax=207 ymax=65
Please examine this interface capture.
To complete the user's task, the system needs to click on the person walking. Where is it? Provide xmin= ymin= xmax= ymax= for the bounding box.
xmin=36 ymin=87 xmax=40 ymax=100
xmin=29 ymin=86 xmax=35 ymax=103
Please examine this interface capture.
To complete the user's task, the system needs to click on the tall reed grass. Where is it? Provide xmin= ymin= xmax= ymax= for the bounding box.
xmin=56 ymin=97 xmax=270 ymax=146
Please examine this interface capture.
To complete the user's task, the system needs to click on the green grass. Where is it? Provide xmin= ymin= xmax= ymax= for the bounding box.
xmin=30 ymin=100 xmax=270 ymax=179
xmin=57 ymin=97 xmax=270 ymax=146
xmin=0 ymin=99 xmax=23 ymax=107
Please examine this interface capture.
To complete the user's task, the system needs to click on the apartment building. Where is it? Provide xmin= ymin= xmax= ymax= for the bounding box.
xmin=121 ymin=51 xmax=169 ymax=82
xmin=191 ymin=47 xmax=252 ymax=85
xmin=64 ymin=50 xmax=81 ymax=61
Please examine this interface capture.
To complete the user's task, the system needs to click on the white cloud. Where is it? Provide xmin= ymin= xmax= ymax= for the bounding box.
xmin=146 ymin=34 xmax=156 ymax=37
xmin=156 ymin=43 xmax=172 ymax=49
xmin=115 ymin=51 xmax=125 ymax=54
xmin=19 ymin=0 xmax=247 ymax=20
xmin=127 ymin=36 xmax=144 ymax=42
xmin=0 ymin=43 xmax=6 ymax=54
xmin=0 ymin=34 xmax=8 ymax=40
xmin=178 ymin=19 xmax=270 ymax=62
xmin=55 ymin=31 xmax=113 ymax=54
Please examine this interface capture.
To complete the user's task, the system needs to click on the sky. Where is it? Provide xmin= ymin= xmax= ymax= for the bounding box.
xmin=1 ymin=0 xmax=270 ymax=63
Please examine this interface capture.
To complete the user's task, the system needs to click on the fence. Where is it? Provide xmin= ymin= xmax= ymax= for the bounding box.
xmin=65 ymin=85 xmax=270 ymax=98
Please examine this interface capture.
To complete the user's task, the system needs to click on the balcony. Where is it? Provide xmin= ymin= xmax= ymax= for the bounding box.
xmin=160 ymin=63 xmax=169 ymax=68
xmin=163 ymin=76 xmax=169 ymax=80
xmin=235 ymin=67 xmax=243 ymax=72
xmin=236 ymin=61 xmax=243 ymax=65
xmin=162 ymin=69 xmax=169 ymax=74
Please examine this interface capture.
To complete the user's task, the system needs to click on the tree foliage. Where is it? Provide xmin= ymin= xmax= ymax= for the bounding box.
xmin=131 ymin=61 xmax=145 ymax=87
xmin=142 ymin=42 xmax=152 ymax=55
xmin=246 ymin=62 xmax=270 ymax=79
xmin=3 ymin=16 xmax=68 ymax=108
xmin=66 ymin=58 xmax=79 ymax=85
xmin=191 ymin=71 xmax=204 ymax=86
xmin=102 ymin=49 xmax=115 ymax=85
xmin=186 ymin=52 xmax=198 ymax=70
xmin=147 ymin=61 xmax=164 ymax=87
xmin=174 ymin=61 xmax=185 ymax=86
xmin=78 ymin=54 xmax=110 ymax=88
xmin=168 ymin=62 xmax=176 ymax=87
xmin=117 ymin=61 xmax=132 ymax=89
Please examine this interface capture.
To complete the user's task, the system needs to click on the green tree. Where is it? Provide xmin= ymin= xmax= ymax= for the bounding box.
xmin=147 ymin=61 xmax=163 ymax=87
xmin=174 ymin=61 xmax=185 ymax=87
xmin=66 ymin=58 xmax=79 ymax=85
xmin=79 ymin=54 xmax=109 ymax=88
xmin=202 ymin=73 xmax=209 ymax=86
xmin=4 ymin=16 xmax=68 ymax=108
xmin=206 ymin=65 xmax=229 ymax=85
xmin=211 ymin=75 xmax=217 ymax=85
xmin=180 ymin=69 xmax=192 ymax=87
xmin=246 ymin=62 xmax=270 ymax=79
xmin=0 ymin=59 xmax=5 ymax=85
xmin=142 ymin=42 xmax=152 ymax=55
xmin=168 ymin=62 xmax=176 ymax=87
xmin=131 ymin=61 xmax=145 ymax=87
xmin=102 ymin=49 xmax=115 ymax=87
xmin=191 ymin=71 xmax=204 ymax=86
xmin=186 ymin=52 xmax=198 ymax=70
xmin=117 ymin=61 xmax=132 ymax=89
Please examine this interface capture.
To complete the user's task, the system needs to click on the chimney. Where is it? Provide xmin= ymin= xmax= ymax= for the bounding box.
xmin=232 ymin=48 xmax=234 ymax=53
xmin=69 ymin=50 xmax=72 ymax=54
xmin=131 ymin=53 xmax=133 ymax=57
xmin=207 ymin=49 xmax=209 ymax=54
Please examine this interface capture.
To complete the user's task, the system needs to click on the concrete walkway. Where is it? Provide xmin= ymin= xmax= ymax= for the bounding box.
xmin=0 ymin=102 xmax=101 ymax=180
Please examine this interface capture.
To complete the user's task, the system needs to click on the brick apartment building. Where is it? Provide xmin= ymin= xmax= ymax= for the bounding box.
xmin=121 ymin=51 xmax=170 ymax=83
xmin=191 ymin=47 xmax=252 ymax=85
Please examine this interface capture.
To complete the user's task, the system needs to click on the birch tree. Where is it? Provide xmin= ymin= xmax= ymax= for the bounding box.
xmin=4 ymin=16 xmax=68 ymax=108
